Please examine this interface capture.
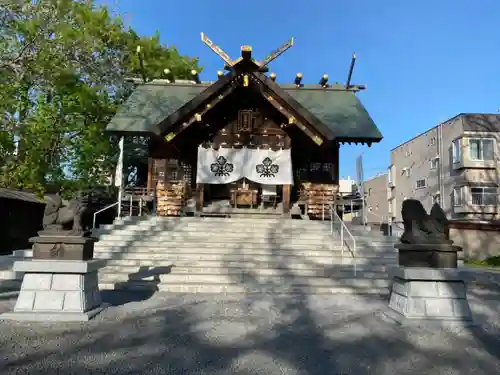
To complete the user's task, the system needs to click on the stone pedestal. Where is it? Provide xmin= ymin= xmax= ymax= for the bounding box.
xmin=384 ymin=267 xmax=474 ymax=328
xmin=31 ymin=232 xmax=96 ymax=261
xmin=396 ymin=243 xmax=460 ymax=268
xmin=1 ymin=259 xmax=107 ymax=322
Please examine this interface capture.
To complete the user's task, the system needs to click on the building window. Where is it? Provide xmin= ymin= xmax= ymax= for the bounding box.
xmin=415 ymin=179 xmax=426 ymax=189
xmin=430 ymin=158 xmax=439 ymax=170
xmin=469 ymin=138 xmax=495 ymax=161
xmin=452 ymin=138 xmax=461 ymax=163
xmin=405 ymin=147 xmax=411 ymax=156
xmin=368 ymin=188 xmax=372 ymax=196
xmin=430 ymin=137 xmax=436 ymax=146
xmin=388 ymin=167 xmax=392 ymax=184
xmin=405 ymin=168 xmax=411 ymax=177
xmin=471 ymin=186 xmax=497 ymax=206
xmin=453 ymin=187 xmax=463 ymax=206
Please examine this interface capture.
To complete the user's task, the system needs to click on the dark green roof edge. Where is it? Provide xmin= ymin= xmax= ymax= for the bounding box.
xmin=106 ymin=81 xmax=382 ymax=142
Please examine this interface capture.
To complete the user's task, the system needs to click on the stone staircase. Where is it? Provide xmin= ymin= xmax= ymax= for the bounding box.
xmin=0 ymin=216 xmax=400 ymax=295
xmin=90 ymin=216 xmax=397 ymax=294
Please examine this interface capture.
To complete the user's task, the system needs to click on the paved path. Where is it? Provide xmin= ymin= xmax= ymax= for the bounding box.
xmin=0 ymin=284 xmax=499 ymax=375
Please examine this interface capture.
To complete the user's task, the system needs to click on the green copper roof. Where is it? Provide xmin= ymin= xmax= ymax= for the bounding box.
xmin=284 ymin=85 xmax=382 ymax=140
xmin=106 ymin=82 xmax=382 ymax=141
xmin=107 ymin=84 xmax=204 ymax=133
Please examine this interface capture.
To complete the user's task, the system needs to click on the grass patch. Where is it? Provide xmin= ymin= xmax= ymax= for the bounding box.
xmin=464 ymin=256 xmax=500 ymax=268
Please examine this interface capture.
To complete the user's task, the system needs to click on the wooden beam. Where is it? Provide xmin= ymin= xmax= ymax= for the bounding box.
xmin=263 ymin=93 xmax=324 ymax=146
xmin=282 ymin=184 xmax=291 ymax=213
xmin=154 ymin=71 xmax=236 ymax=136
xmin=259 ymin=37 xmax=294 ymax=67
xmin=163 ymin=82 xmax=238 ymax=143
xmin=147 ymin=157 xmax=153 ymax=190
xmin=252 ymin=72 xmax=334 ymax=140
xmin=196 ymin=183 xmax=204 ymax=212
xmin=200 ymin=32 xmax=233 ymax=67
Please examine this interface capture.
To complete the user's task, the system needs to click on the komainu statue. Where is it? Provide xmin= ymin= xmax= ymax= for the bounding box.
xmin=400 ymin=199 xmax=450 ymax=244
xmin=42 ymin=194 xmax=91 ymax=235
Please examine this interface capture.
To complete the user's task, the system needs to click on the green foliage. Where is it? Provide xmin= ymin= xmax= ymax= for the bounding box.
xmin=464 ymin=256 xmax=500 ymax=268
xmin=0 ymin=0 xmax=201 ymax=196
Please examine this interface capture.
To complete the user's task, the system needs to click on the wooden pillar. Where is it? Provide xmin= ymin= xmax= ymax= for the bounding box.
xmin=333 ymin=142 xmax=340 ymax=183
xmin=196 ymin=183 xmax=204 ymax=212
xmin=282 ymin=184 xmax=291 ymax=213
xmin=147 ymin=157 xmax=153 ymax=190
xmin=283 ymin=135 xmax=292 ymax=214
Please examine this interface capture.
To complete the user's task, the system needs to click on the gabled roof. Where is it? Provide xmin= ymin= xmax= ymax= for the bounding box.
xmin=106 ymin=77 xmax=382 ymax=143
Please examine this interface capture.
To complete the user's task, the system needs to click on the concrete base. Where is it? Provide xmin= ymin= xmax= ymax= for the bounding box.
xmin=384 ymin=267 xmax=475 ymax=328
xmin=1 ymin=259 xmax=107 ymax=322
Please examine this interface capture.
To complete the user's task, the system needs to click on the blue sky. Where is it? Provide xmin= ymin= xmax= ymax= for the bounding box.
xmin=98 ymin=0 xmax=500 ymax=180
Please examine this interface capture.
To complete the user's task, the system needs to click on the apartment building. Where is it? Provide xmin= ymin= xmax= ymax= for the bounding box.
xmin=388 ymin=113 xmax=500 ymax=223
xmin=338 ymin=176 xmax=356 ymax=196
xmin=363 ymin=173 xmax=390 ymax=223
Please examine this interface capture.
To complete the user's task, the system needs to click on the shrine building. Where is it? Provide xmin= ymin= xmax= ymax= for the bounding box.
xmin=105 ymin=35 xmax=383 ymax=218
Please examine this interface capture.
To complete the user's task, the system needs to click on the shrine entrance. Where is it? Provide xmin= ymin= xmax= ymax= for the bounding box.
xmin=196 ymin=145 xmax=293 ymax=214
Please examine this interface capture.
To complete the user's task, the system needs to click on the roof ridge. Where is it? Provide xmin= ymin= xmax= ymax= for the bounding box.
xmin=126 ymin=77 xmax=359 ymax=92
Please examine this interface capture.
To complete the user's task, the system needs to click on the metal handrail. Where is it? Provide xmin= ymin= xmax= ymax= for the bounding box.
xmin=329 ymin=204 xmax=357 ymax=276
xmin=92 ymin=202 xmax=119 ymax=229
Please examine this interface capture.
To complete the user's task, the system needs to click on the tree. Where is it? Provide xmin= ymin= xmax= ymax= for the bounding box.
xmin=0 ymin=0 xmax=201 ymax=195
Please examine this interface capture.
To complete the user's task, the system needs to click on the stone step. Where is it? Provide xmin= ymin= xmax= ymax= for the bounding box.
xmin=105 ymin=219 xmax=332 ymax=228
xmin=0 ymin=270 xmax=20 ymax=279
xmin=114 ymin=216 xmax=320 ymax=223
xmin=97 ymin=280 xmax=389 ymax=295
xmin=94 ymin=230 xmax=396 ymax=244
xmin=95 ymin=254 xmax=397 ymax=266
xmin=97 ymin=220 xmax=332 ymax=230
xmin=113 ymin=218 xmax=331 ymax=225
xmin=93 ymin=240 xmax=396 ymax=253
xmin=100 ymin=272 xmax=389 ymax=285
xmin=93 ymin=237 xmax=395 ymax=247
xmin=94 ymin=245 xmax=398 ymax=259
xmin=99 ymin=266 xmax=384 ymax=279
xmin=93 ymin=243 xmax=397 ymax=255
xmin=94 ymin=232 xmax=338 ymax=242
xmin=100 ymin=262 xmax=389 ymax=274
xmin=94 ymin=241 xmax=340 ymax=250
xmin=99 ymin=225 xmax=333 ymax=233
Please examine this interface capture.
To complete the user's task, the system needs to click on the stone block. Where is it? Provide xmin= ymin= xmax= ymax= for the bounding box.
xmin=425 ymin=298 xmax=454 ymax=317
xmin=84 ymin=272 xmax=99 ymax=289
xmin=453 ymin=299 xmax=472 ymax=317
xmin=408 ymin=281 xmax=438 ymax=298
xmin=396 ymin=243 xmax=460 ymax=268
xmin=21 ymin=273 xmax=52 ymax=290
xmin=391 ymin=280 xmax=408 ymax=297
xmin=63 ymin=291 xmax=85 ymax=311
xmin=1 ymin=260 xmax=107 ymax=322
xmin=14 ymin=291 xmax=35 ymax=311
xmin=13 ymin=259 xmax=105 ymax=274
xmin=437 ymin=281 xmax=466 ymax=299
xmin=389 ymin=292 xmax=406 ymax=314
xmin=33 ymin=291 xmax=65 ymax=311
xmin=384 ymin=266 xmax=474 ymax=328
xmin=52 ymin=274 xmax=83 ymax=291
xmin=407 ymin=297 xmax=426 ymax=316
xmin=31 ymin=234 xmax=96 ymax=261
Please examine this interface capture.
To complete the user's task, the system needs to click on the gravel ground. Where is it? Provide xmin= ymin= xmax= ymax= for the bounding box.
xmin=0 ymin=283 xmax=499 ymax=375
